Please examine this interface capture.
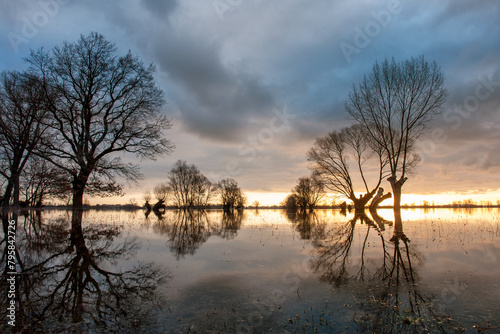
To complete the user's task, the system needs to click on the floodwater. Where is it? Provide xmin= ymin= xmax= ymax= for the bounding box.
xmin=1 ymin=208 xmax=500 ymax=333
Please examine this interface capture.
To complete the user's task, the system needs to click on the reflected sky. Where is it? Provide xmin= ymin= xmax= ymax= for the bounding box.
xmin=2 ymin=208 xmax=499 ymax=333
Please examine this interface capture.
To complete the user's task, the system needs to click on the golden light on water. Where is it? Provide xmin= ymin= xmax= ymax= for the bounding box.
xmin=246 ymin=191 xmax=500 ymax=207
xmin=90 ymin=190 xmax=500 ymax=207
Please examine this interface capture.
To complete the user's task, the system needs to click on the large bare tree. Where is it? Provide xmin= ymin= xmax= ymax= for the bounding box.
xmin=0 ymin=71 xmax=48 ymax=208
xmin=27 ymin=32 xmax=174 ymax=210
xmin=345 ymin=56 xmax=447 ymax=210
xmin=308 ymin=124 xmax=390 ymax=211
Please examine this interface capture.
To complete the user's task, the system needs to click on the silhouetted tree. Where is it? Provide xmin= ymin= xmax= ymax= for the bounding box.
xmin=0 ymin=70 xmax=49 ymax=208
xmin=236 ymin=192 xmax=247 ymax=210
xmin=192 ymin=173 xmax=218 ymax=207
xmin=217 ymin=178 xmax=245 ymax=212
xmin=281 ymin=194 xmax=298 ymax=212
xmin=167 ymin=160 xmax=216 ymax=208
xmin=292 ymin=174 xmax=325 ymax=211
xmin=153 ymin=183 xmax=170 ymax=211
xmin=346 ymin=56 xmax=447 ymax=210
xmin=20 ymin=155 xmax=70 ymax=207
xmin=308 ymin=124 xmax=390 ymax=211
xmin=27 ymin=32 xmax=173 ymax=210
xmin=143 ymin=190 xmax=152 ymax=212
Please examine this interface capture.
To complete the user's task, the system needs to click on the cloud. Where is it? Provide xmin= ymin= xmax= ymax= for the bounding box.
xmin=141 ymin=0 xmax=178 ymax=19
xmin=152 ymin=35 xmax=277 ymax=142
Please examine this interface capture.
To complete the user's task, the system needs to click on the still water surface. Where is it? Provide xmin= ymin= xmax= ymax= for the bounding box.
xmin=1 ymin=208 xmax=499 ymax=333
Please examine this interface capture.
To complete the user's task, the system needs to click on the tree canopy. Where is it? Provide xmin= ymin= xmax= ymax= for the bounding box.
xmin=26 ymin=32 xmax=174 ymax=209
xmin=345 ymin=56 xmax=447 ymax=209
xmin=308 ymin=124 xmax=389 ymax=210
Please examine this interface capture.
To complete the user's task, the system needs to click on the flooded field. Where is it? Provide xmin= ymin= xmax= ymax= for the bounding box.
xmin=2 ymin=208 xmax=500 ymax=333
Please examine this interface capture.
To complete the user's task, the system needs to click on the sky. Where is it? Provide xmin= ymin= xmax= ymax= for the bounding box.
xmin=1 ymin=0 xmax=499 ymax=206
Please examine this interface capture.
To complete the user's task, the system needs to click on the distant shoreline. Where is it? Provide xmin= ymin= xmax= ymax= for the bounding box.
xmin=9 ymin=204 xmax=500 ymax=211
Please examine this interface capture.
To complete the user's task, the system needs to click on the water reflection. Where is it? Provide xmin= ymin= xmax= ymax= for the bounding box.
xmin=308 ymin=212 xmax=393 ymax=286
xmin=0 ymin=210 xmax=169 ymax=333
xmin=148 ymin=209 xmax=243 ymax=259
xmin=288 ymin=209 xmax=465 ymax=332
xmin=287 ymin=210 xmax=325 ymax=240
xmin=2 ymin=208 xmax=498 ymax=333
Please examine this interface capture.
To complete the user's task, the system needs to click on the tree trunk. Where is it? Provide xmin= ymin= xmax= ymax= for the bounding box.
xmin=153 ymin=200 xmax=165 ymax=212
xmin=12 ymin=175 xmax=20 ymax=208
xmin=352 ymin=190 xmax=377 ymax=213
xmin=72 ymin=172 xmax=90 ymax=211
xmin=72 ymin=187 xmax=85 ymax=211
xmin=388 ymin=176 xmax=407 ymax=211
xmin=392 ymin=185 xmax=402 ymax=211
xmin=1 ymin=177 xmax=21 ymax=208
xmin=369 ymin=188 xmax=392 ymax=210
xmin=1 ymin=181 xmax=13 ymax=210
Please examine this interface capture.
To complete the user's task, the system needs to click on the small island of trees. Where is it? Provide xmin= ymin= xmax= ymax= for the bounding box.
xmin=144 ymin=160 xmax=246 ymax=214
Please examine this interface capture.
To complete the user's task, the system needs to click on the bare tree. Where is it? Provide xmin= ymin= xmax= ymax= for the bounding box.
xmin=217 ymin=178 xmax=244 ymax=212
xmin=167 ymin=160 xmax=215 ymax=208
xmin=192 ymin=173 xmax=218 ymax=208
xmin=292 ymin=174 xmax=325 ymax=211
xmin=143 ymin=191 xmax=152 ymax=203
xmin=0 ymin=71 xmax=48 ymax=208
xmin=26 ymin=32 xmax=174 ymax=210
xmin=345 ymin=56 xmax=447 ymax=210
xmin=168 ymin=160 xmax=194 ymax=208
xmin=308 ymin=124 xmax=390 ymax=211
xmin=235 ymin=192 xmax=247 ymax=210
xmin=153 ymin=183 xmax=170 ymax=211
xmin=20 ymin=156 xmax=71 ymax=207
xmin=143 ymin=190 xmax=152 ymax=211
xmin=154 ymin=184 xmax=170 ymax=203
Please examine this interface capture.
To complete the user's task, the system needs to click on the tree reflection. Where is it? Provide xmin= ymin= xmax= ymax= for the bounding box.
xmin=356 ymin=210 xmax=463 ymax=332
xmin=219 ymin=210 xmax=243 ymax=240
xmin=308 ymin=211 xmax=389 ymax=286
xmin=149 ymin=210 xmax=244 ymax=259
xmin=1 ymin=210 xmax=169 ymax=333
xmin=305 ymin=209 xmax=462 ymax=332
xmin=288 ymin=210 xmax=326 ymax=240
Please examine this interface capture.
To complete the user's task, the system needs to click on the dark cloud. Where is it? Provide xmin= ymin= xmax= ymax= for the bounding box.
xmin=141 ymin=0 xmax=178 ymax=19
xmin=152 ymin=35 xmax=277 ymax=142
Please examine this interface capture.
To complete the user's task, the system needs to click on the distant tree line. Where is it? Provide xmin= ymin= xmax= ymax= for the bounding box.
xmin=145 ymin=160 xmax=246 ymax=212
